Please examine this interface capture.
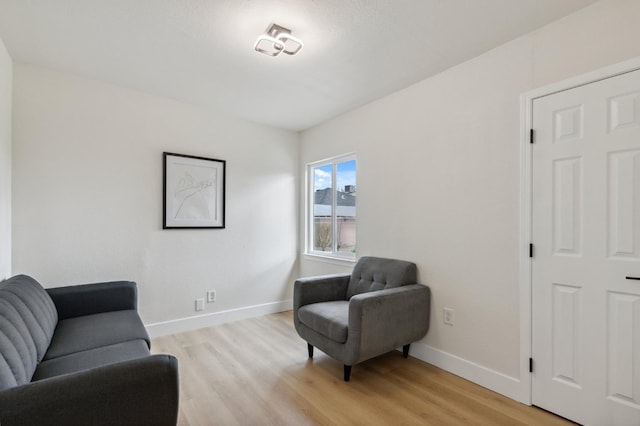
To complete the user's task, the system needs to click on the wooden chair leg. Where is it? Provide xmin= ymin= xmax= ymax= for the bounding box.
xmin=344 ymin=365 xmax=352 ymax=382
xmin=402 ymin=344 xmax=410 ymax=358
xmin=307 ymin=343 xmax=314 ymax=358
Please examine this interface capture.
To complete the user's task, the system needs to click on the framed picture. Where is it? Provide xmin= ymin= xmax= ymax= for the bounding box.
xmin=163 ymin=152 xmax=226 ymax=229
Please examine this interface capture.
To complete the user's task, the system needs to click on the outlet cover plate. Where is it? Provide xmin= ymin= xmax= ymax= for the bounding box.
xmin=443 ymin=307 xmax=455 ymax=325
xmin=195 ymin=298 xmax=205 ymax=311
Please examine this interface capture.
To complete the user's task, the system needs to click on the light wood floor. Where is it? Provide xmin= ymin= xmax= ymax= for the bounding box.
xmin=152 ymin=311 xmax=572 ymax=426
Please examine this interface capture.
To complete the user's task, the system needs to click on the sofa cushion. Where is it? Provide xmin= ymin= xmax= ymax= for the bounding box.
xmin=44 ymin=310 xmax=149 ymax=360
xmin=346 ymin=257 xmax=417 ymax=299
xmin=32 ymin=339 xmax=151 ymax=381
xmin=298 ymin=301 xmax=349 ymax=343
xmin=0 ymin=275 xmax=58 ymax=391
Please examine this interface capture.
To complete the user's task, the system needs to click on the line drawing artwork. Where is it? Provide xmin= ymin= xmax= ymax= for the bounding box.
xmin=173 ymin=165 xmax=217 ymax=221
xmin=163 ymin=152 xmax=225 ymax=229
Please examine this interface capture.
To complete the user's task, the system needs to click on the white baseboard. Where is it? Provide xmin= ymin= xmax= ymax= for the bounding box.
xmin=145 ymin=299 xmax=293 ymax=338
xmin=409 ymin=341 xmax=528 ymax=403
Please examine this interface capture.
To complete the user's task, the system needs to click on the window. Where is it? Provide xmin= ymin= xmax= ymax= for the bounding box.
xmin=307 ymin=154 xmax=356 ymax=259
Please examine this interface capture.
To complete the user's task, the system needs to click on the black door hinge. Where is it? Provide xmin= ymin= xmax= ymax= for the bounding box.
xmin=529 ymin=357 xmax=533 ymax=373
xmin=529 ymin=129 xmax=535 ymax=144
xmin=529 ymin=243 xmax=534 ymax=258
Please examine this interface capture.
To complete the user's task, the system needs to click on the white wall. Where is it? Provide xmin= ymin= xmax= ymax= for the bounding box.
xmin=0 ymin=37 xmax=11 ymax=280
xmin=12 ymin=64 xmax=299 ymax=328
xmin=300 ymin=0 xmax=640 ymax=384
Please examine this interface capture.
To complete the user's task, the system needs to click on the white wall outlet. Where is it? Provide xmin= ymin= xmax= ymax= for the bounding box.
xmin=443 ymin=307 xmax=455 ymax=325
xmin=207 ymin=290 xmax=216 ymax=303
xmin=195 ymin=298 xmax=205 ymax=311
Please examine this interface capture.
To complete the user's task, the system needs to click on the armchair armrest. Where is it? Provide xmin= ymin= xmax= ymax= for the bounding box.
xmin=348 ymin=284 xmax=430 ymax=362
xmin=46 ymin=281 xmax=138 ymax=320
xmin=0 ymin=355 xmax=179 ymax=426
xmin=294 ymin=273 xmax=351 ymax=310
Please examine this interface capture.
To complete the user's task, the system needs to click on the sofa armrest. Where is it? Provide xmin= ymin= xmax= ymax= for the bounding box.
xmin=0 ymin=354 xmax=179 ymax=426
xmin=348 ymin=284 xmax=431 ymax=361
xmin=47 ymin=281 xmax=138 ymax=319
xmin=294 ymin=273 xmax=351 ymax=310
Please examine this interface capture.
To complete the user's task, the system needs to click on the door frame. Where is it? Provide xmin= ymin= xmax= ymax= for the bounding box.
xmin=518 ymin=56 xmax=640 ymax=405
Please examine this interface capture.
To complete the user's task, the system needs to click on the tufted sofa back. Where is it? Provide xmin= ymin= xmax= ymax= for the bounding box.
xmin=0 ymin=275 xmax=58 ymax=390
xmin=346 ymin=257 xmax=417 ymax=299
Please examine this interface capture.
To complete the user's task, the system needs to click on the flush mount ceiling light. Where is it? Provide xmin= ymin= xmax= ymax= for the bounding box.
xmin=254 ymin=23 xmax=303 ymax=57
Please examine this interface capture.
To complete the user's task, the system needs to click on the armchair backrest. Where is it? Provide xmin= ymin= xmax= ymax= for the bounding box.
xmin=346 ymin=257 xmax=417 ymax=299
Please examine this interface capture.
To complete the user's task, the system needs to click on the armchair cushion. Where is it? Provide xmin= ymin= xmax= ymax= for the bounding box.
xmin=298 ymin=301 xmax=349 ymax=343
xmin=347 ymin=256 xmax=417 ymax=299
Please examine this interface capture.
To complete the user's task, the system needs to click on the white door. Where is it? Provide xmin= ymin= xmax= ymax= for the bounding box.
xmin=532 ymin=68 xmax=640 ymax=425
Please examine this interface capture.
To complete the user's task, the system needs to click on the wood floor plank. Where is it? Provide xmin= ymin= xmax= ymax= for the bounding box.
xmin=152 ymin=311 xmax=573 ymax=426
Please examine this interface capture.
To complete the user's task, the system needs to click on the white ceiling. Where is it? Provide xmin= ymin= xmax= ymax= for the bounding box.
xmin=0 ymin=0 xmax=598 ymax=131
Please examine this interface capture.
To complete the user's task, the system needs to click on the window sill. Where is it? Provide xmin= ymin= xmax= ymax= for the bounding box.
xmin=303 ymin=252 xmax=357 ymax=267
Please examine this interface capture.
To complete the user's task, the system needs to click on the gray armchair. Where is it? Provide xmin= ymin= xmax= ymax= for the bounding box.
xmin=293 ymin=256 xmax=430 ymax=381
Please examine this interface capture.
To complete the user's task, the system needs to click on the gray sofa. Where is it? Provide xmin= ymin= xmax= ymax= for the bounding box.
xmin=294 ymin=256 xmax=430 ymax=381
xmin=0 ymin=274 xmax=179 ymax=426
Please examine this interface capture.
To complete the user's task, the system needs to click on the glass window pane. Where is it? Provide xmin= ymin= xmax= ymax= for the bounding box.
xmin=336 ymin=160 xmax=356 ymax=255
xmin=312 ymin=164 xmax=332 ymax=251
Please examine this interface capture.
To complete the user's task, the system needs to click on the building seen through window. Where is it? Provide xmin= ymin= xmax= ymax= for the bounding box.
xmin=309 ymin=156 xmax=356 ymax=258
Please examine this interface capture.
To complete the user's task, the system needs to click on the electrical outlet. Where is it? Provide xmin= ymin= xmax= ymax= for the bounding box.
xmin=207 ymin=290 xmax=216 ymax=303
xmin=443 ymin=307 xmax=455 ymax=325
xmin=195 ymin=298 xmax=205 ymax=311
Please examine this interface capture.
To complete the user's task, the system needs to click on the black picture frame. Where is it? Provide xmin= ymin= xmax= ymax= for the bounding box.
xmin=163 ymin=152 xmax=226 ymax=229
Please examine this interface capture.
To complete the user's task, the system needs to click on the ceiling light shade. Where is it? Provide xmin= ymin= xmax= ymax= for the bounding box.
xmin=276 ymin=32 xmax=303 ymax=55
xmin=254 ymin=23 xmax=303 ymax=57
xmin=254 ymin=35 xmax=285 ymax=57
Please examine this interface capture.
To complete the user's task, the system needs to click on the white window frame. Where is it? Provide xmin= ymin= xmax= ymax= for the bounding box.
xmin=306 ymin=153 xmax=357 ymax=261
